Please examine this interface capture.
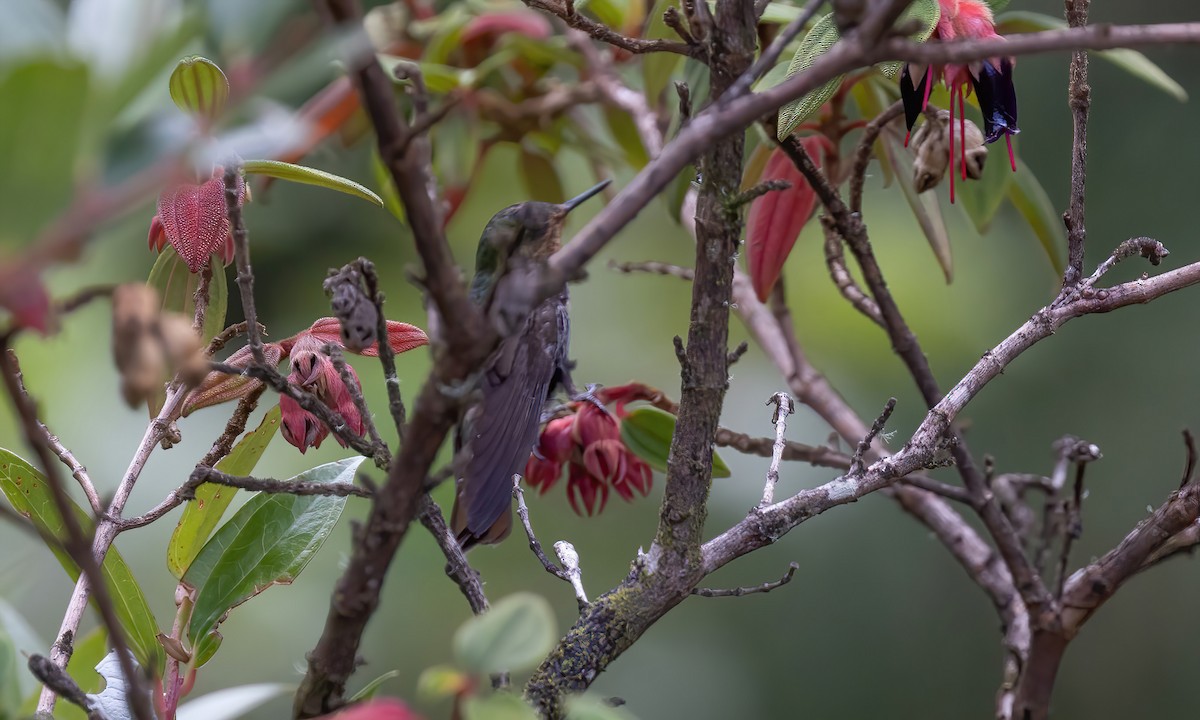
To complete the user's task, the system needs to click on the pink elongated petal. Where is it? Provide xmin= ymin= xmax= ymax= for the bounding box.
xmin=524 ymin=455 xmax=563 ymax=494
xmin=534 ymin=416 xmax=576 ymax=464
xmin=0 ymin=268 xmax=52 ymax=334
xmin=745 ymin=140 xmax=821 ymax=302
xmin=301 ymin=317 xmax=429 ymax=357
xmin=280 ymin=394 xmax=328 ymax=453
xmin=316 ymin=698 xmax=423 ymax=720
xmin=461 ymin=11 xmax=552 ymax=45
xmin=583 ymin=439 xmax=625 ymax=486
xmin=572 ymin=403 xmax=620 ymax=447
xmin=567 ymin=463 xmax=608 ymax=517
xmin=148 ymin=215 xmax=166 ymax=252
xmin=323 ymin=359 xmax=366 ymax=438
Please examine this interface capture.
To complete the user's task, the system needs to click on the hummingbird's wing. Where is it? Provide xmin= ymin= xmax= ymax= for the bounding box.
xmin=454 ymin=296 xmax=566 ymax=545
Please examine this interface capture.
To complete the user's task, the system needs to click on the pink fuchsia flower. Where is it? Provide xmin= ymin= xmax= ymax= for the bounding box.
xmin=900 ymin=0 xmax=1019 ymax=203
xmin=183 ymin=317 xmax=428 ymax=452
xmin=523 ymin=384 xmax=658 ymax=516
xmin=148 ymin=167 xmax=246 ymax=272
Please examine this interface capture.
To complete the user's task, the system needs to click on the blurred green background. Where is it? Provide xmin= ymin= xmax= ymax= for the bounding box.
xmin=3 ymin=0 xmax=1200 ymax=717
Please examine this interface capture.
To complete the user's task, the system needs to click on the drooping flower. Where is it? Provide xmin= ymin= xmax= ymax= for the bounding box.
xmin=523 ymin=384 xmax=658 ymax=516
xmin=900 ymin=0 xmax=1019 ymax=203
xmin=148 ymin=166 xmax=246 ymax=272
xmin=183 ymin=317 xmax=428 ymax=453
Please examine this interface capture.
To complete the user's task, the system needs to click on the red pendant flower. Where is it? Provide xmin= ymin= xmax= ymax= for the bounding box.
xmin=148 ymin=167 xmax=246 ymax=272
xmin=900 ymin=0 xmax=1019 ymax=203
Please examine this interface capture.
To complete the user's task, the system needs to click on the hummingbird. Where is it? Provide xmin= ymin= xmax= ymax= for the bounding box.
xmin=451 ymin=180 xmax=611 ymax=548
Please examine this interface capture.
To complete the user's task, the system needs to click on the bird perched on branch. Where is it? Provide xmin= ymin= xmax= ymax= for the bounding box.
xmin=451 ymin=180 xmax=610 ymax=548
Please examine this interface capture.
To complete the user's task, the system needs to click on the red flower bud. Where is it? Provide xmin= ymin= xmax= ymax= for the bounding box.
xmin=149 ymin=167 xmax=246 ymax=273
xmin=567 ymin=462 xmax=608 ymax=517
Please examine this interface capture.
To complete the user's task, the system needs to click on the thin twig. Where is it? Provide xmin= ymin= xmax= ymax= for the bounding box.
xmin=225 ymin=166 xmax=266 ymax=366
xmin=759 ymin=392 xmax=794 ymax=507
xmin=1062 ymin=0 xmax=1092 ymax=288
xmin=692 ymin=562 xmax=798 ymax=597
xmin=183 ymin=467 xmax=371 ymax=499
xmin=513 ymin=478 xmax=572 ymax=583
xmin=417 ymin=496 xmax=490 ymax=615
xmin=361 ymin=259 xmax=408 ymax=440
xmin=850 ymin=399 xmax=897 ymax=477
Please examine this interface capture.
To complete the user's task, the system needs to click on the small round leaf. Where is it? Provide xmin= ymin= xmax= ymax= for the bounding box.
xmin=452 ymin=593 xmax=556 ymax=675
xmin=169 ymin=56 xmax=229 ymax=122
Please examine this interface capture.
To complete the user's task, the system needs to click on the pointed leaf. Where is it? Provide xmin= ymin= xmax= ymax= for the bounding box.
xmin=518 ymin=149 xmax=566 ymax=204
xmin=1008 ymin=158 xmax=1066 ymax=276
xmin=184 ymin=457 xmax=363 ymax=645
xmin=620 ymin=407 xmax=731 ymax=478
xmin=745 ymin=141 xmax=821 ymax=302
xmin=0 ymin=59 xmax=88 ymax=247
xmin=18 ymin=627 xmax=108 ymax=720
xmin=996 ymin=11 xmax=1186 ymax=102
xmin=881 ymin=134 xmax=953 ymax=282
xmin=776 ymin=13 xmax=842 ymax=139
xmin=463 ymin=692 xmax=538 ymax=720
xmin=0 ymin=450 xmax=159 ymax=670
xmin=452 ymin=593 xmax=556 ymax=675
xmin=349 ymin=670 xmax=402 ymax=703
xmin=167 ymin=406 xmax=282 ymax=578
xmin=168 ymin=56 xmax=229 ymax=122
xmin=241 ymin=160 xmax=383 ymax=207
xmin=957 ymin=137 xmax=1014 ymax=234
xmin=176 ymin=683 xmax=291 ymax=720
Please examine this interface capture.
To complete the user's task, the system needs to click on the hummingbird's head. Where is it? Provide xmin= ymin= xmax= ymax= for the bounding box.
xmin=470 ymin=180 xmax=610 ymax=303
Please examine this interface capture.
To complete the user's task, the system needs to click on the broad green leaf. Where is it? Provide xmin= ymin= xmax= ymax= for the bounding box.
xmin=581 ymin=0 xmax=623 ymax=30
xmin=192 ymin=629 xmax=222 ymax=669
xmin=876 ymin=0 xmax=940 ymax=79
xmin=620 ymin=407 xmax=731 ymax=478
xmin=641 ymin=0 xmax=682 ymax=103
xmin=452 ymin=593 xmax=556 ymax=675
xmin=146 ymin=246 xmax=227 ymax=415
xmin=1 ymin=626 xmax=20 ymax=720
xmin=430 ymin=109 xmax=482 ymax=189
xmin=0 ymin=60 xmax=88 ymax=247
xmin=184 ymin=457 xmax=363 ymax=646
xmin=168 ymin=56 xmax=229 ymax=122
xmin=463 ymin=692 xmax=539 ymax=720
xmin=518 ymin=148 xmax=566 ymax=204
xmin=881 ymin=134 xmax=953 ymax=282
xmin=1008 ymin=158 xmax=1066 ymax=276
xmin=349 ymin=669 xmax=401 ymax=703
xmin=167 ymin=406 xmax=282 ymax=578
xmin=241 ymin=160 xmax=384 ymax=207
xmin=565 ymin=695 xmax=637 ymax=720
xmin=996 ymin=11 xmax=1186 ymax=102
xmin=176 ymin=683 xmax=291 ymax=720
xmin=21 ymin=628 xmax=109 ymax=720
xmin=147 ymin=246 xmax=228 ymax=344
xmin=0 ymin=598 xmax=43 ymax=699
xmin=849 ymin=79 xmax=894 ymax=187
xmin=417 ymin=665 xmax=470 ymax=702
xmin=957 ymin=138 xmax=1015 ymax=234
xmin=604 ymin=107 xmax=649 ymax=170
xmin=0 ymin=451 xmax=160 ymax=671
xmin=776 ymin=13 xmax=842 ymax=140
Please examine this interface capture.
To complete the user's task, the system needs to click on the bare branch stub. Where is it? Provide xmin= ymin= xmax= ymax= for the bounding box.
xmin=417 ymin=495 xmax=490 ymax=616
xmin=760 ymin=392 xmax=795 ymax=507
xmin=850 ymin=398 xmax=897 ymax=477
xmin=1062 ymin=0 xmax=1092 ymax=288
xmin=692 ymin=561 xmax=799 ymax=598
xmin=514 ymin=478 xmax=573 ymax=584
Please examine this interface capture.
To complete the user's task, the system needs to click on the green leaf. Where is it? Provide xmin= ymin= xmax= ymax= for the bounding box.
xmin=463 ymin=692 xmax=539 ymax=720
xmin=146 ymin=246 xmax=227 ymax=344
xmin=620 ymin=407 xmax=731 ymax=478
xmin=176 ymin=683 xmax=291 ymax=720
xmin=776 ymin=13 xmax=843 ymax=140
xmin=168 ymin=55 xmax=229 ymax=122
xmin=349 ymin=669 xmax=401 ymax=703
xmin=641 ymin=0 xmax=682 ymax=103
xmin=876 ymin=0 xmax=940 ymax=79
xmin=0 ymin=598 xmax=43 ymax=700
xmin=370 ymin=148 xmax=406 ymax=223
xmin=880 ymin=134 xmax=953 ymax=282
xmin=849 ymin=79 xmax=895 ymax=188
xmin=192 ymin=629 xmax=222 ymax=669
xmin=565 ymin=695 xmax=637 ymax=720
xmin=995 ymin=11 xmax=1186 ymax=102
xmin=1008 ymin=158 xmax=1066 ymax=276
xmin=241 ymin=160 xmax=383 ymax=207
xmin=985 ymin=0 xmax=1011 ymax=11
xmin=1 ymin=625 xmax=21 ymax=720
xmin=604 ymin=107 xmax=649 ymax=170
xmin=0 ymin=451 xmax=159 ymax=671
xmin=167 ymin=406 xmax=282 ymax=578
xmin=417 ymin=665 xmax=470 ymax=702
xmin=184 ymin=457 xmax=363 ymax=646
xmin=21 ymin=627 xmax=109 ymax=720
xmin=957 ymin=139 xmax=1014 ymax=234
xmin=452 ymin=593 xmax=556 ymax=676
xmin=146 ymin=246 xmax=227 ymax=415
xmin=518 ymin=148 xmax=566 ymax=204
xmin=0 ymin=59 xmax=89 ymax=247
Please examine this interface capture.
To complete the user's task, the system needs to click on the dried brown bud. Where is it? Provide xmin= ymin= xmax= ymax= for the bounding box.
xmin=910 ymin=110 xmax=987 ymax=193
xmin=159 ymin=313 xmax=206 ymax=387
xmin=112 ymin=284 xmax=163 ymax=407
xmin=324 ymin=264 xmax=378 ymax=353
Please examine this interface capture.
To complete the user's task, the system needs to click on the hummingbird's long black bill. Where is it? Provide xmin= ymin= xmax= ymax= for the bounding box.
xmin=560 ymin=179 xmax=612 ymax=213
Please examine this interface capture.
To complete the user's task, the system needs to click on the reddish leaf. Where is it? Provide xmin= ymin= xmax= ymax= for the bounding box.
xmin=0 ymin=266 xmax=52 ymax=334
xmin=461 ymin=11 xmax=552 ymax=46
xmin=302 ymin=317 xmax=428 ymax=356
xmin=155 ymin=170 xmax=245 ymax=273
xmin=316 ymin=698 xmax=422 ymax=719
xmin=745 ymin=139 xmax=822 ymax=301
